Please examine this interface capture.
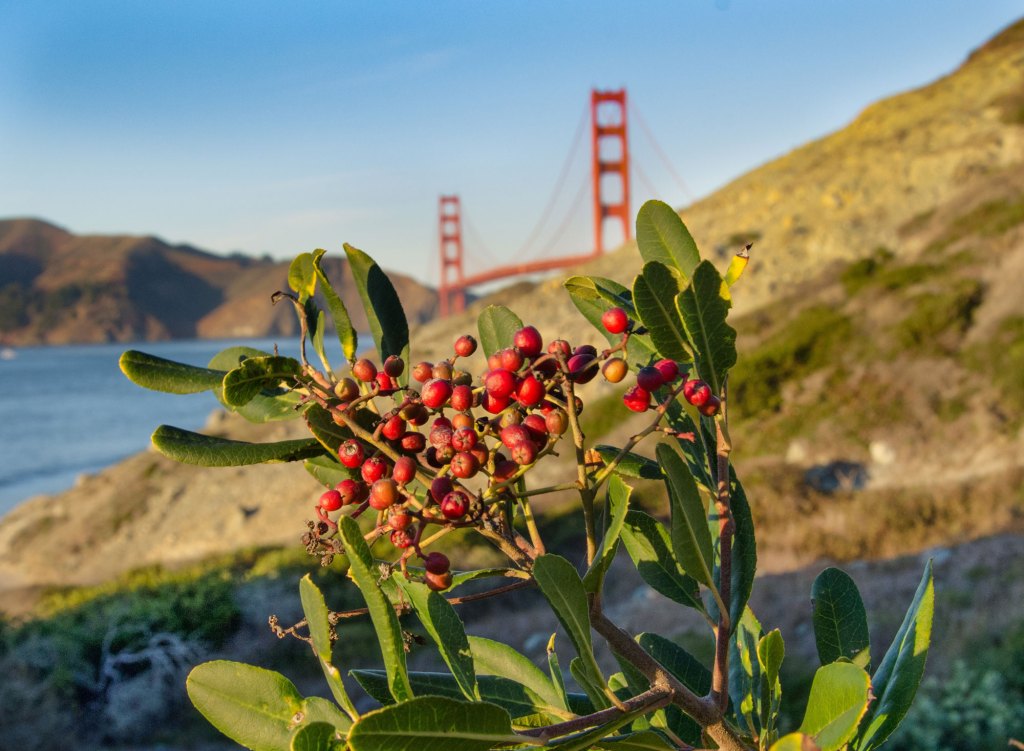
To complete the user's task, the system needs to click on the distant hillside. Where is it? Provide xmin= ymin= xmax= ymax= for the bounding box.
xmin=0 ymin=220 xmax=438 ymax=345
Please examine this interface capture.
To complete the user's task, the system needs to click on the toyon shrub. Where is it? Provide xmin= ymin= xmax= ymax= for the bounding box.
xmin=120 ymin=200 xmax=933 ymax=751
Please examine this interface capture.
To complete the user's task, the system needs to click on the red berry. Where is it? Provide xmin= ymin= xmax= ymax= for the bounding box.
xmin=698 ymin=394 xmax=721 ymax=417
xmin=333 ymin=377 xmax=359 ymax=402
xmin=450 ymin=384 xmax=474 ymax=412
xmin=432 ymin=361 xmax=454 ymax=381
xmin=482 ymin=391 xmax=510 ymax=414
xmin=545 ymin=408 xmax=569 ymax=436
xmin=498 ymin=347 xmax=524 ymax=372
xmin=602 ymin=358 xmax=628 ymax=383
xmin=492 ymin=459 xmax=519 ymax=482
xmin=338 ymin=439 xmax=365 ymax=469
xmin=513 ymin=326 xmax=543 ymax=358
xmin=623 ymin=385 xmax=651 ymax=412
xmin=451 ymin=412 xmax=474 ymax=431
xmin=522 ymin=413 xmax=548 ymax=443
xmin=390 ymin=529 xmax=415 ymax=549
xmin=450 ymin=451 xmax=479 ymax=479
xmin=383 ymin=355 xmax=405 ymax=378
xmin=602 ymin=307 xmax=629 ymax=334
xmin=487 ymin=352 xmax=502 ymax=371
xmin=425 ymin=570 xmax=453 ymax=591
xmin=654 ymin=359 xmax=680 ymax=383
xmin=454 ymin=334 xmax=478 ymax=357
xmin=318 ymin=489 xmax=343 ymax=512
xmin=381 ymin=414 xmax=406 ymax=441
xmin=451 ymin=427 xmax=478 ymax=451
xmin=636 ymin=366 xmax=665 ymax=392
xmin=352 ymin=358 xmax=377 ymax=383
xmin=369 ymin=478 xmax=400 ymax=510
xmin=485 ymin=369 xmax=516 ymax=398
xmin=412 ymin=361 xmax=434 ymax=383
xmin=336 ymin=478 xmax=367 ymax=506
xmin=421 ymin=378 xmax=453 ymax=410
xmin=566 ymin=353 xmax=598 ymax=383
xmin=376 ymin=372 xmax=398 ymax=395
xmin=516 ymin=375 xmax=545 ymax=407
xmin=392 ymin=455 xmax=417 ymax=485
xmin=441 ymin=490 xmax=471 ymax=520
xmin=430 ymin=476 xmax=453 ymax=504
xmin=573 ymin=344 xmax=598 ymax=358
xmin=389 ymin=511 xmax=413 ymax=531
xmin=429 ymin=419 xmax=454 ymax=449
xmin=401 ymin=403 xmax=429 ymax=425
xmin=469 ymin=444 xmax=489 ymax=467
xmin=423 ymin=552 xmax=450 ymax=575
xmin=548 ymin=339 xmax=572 ymax=358
xmin=400 ymin=431 xmax=426 ymax=453
xmin=500 ymin=424 xmax=531 ymax=449
xmin=510 ymin=440 xmax=538 ymax=466
xmin=361 ymin=456 xmax=390 ymax=483
xmin=684 ymin=379 xmax=711 ymax=407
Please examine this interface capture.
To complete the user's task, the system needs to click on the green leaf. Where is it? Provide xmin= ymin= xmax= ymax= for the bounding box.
xmin=593 ymin=446 xmax=662 ymax=480
xmin=547 ymin=634 xmax=570 ymax=712
xmin=346 ymin=696 xmax=518 ymax=751
xmin=854 ymin=561 xmax=934 ymax=751
xmin=151 ymin=425 xmax=323 ymax=466
xmin=119 ymin=350 xmax=224 ymax=394
xmin=799 ymin=661 xmax=871 ymax=751
xmin=532 ymin=555 xmax=604 ymax=698
xmin=477 ymin=305 xmax=523 ymax=359
xmin=309 ymin=305 xmax=333 ymax=375
xmin=298 ymin=575 xmax=358 ymax=720
xmin=769 ymin=733 xmax=813 ymax=751
xmin=636 ymin=632 xmax=712 ymax=746
xmin=300 ymin=697 xmax=353 ymax=733
xmin=289 ymin=252 xmax=318 ymax=302
xmin=187 ymin=660 xmax=345 ymax=751
xmin=395 ymin=578 xmax=479 ymax=701
xmin=569 ymin=656 xmax=611 ymax=710
xmin=758 ymin=629 xmax=785 ymax=691
xmin=304 ymin=455 xmax=353 ymax=488
xmin=563 ymin=275 xmax=657 ymax=367
xmin=676 ymin=260 xmax=736 ymax=396
xmin=468 ymin=636 xmax=565 ymax=713
xmin=584 ymin=474 xmax=631 ymax=593
xmin=290 ymin=722 xmax=343 ymax=751
xmin=728 ymin=606 xmax=764 ymax=737
xmin=544 ymin=698 xmax=662 ymax=751
xmin=222 ymin=355 xmax=302 ymax=407
xmin=657 ymin=442 xmax=714 ymax=588
xmin=337 ymin=516 xmax=412 ymax=702
xmin=812 ymin=568 xmax=871 ymax=669
xmin=312 ymin=249 xmax=358 ymax=365
xmin=595 ymin=731 xmax=675 ymax=750
xmin=635 ymin=200 xmax=701 ymax=280
xmin=708 ymin=467 xmax=757 ymax=632
xmin=304 ymin=404 xmax=354 ymax=455
xmin=632 ymin=262 xmax=692 ymax=363
xmin=209 ymin=346 xmax=305 ymax=423
xmin=619 ymin=510 xmax=702 ymax=610
xmin=344 ymin=243 xmax=409 ymax=365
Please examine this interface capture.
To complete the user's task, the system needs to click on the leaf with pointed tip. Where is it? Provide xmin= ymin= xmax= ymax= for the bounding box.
xmin=729 ymin=606 xmax=764 ymax=737
xmin=344 ymin=244 xmax=409 ymax=369
xmin=468 ymin=636 xmax=565 ymax=713
xmin=799 ymin=661 xmax=871 ymax=751
xmin=308 ymin=304 xmax=333 ymax=375
xmin=152 ymin=425 xmax=322 ymax=466
xmin=812 ymin=568 xmax=870 ymax=669
xmin=547 ymin=635 xmax=570 ymax=712
xmin=345 ymin=696 xmax=518 ymax=751
xmin=620 ymin=510 xmax=702 ymax=611
xmin=532 ymin=555 xmax=604 ymax=696
xmin=544 ymin=699 xmax=663 ymax=751
xmin=119 ymin=350 xmax=224 ymax=394
xmin=209 ymin=346 xmax=305 ymax=423
xmin=584 ymin=474 xmax=631 ymax=593
xmin=758 ymin=629 xmax=785 ymax=691
xmin=569 ymin=656 xmax=611 ymax=710
xmin=395 ymin=577 xmax=479 ymax=701
xmin=338 ymin=516 xmax=412 ymax=702
xmin=477 ymin=305 xmax=523 ymax=359
xmin=633 ymin=262 xmax=692 ymax=363
xmin=222 ymin=355 xmax=302 ymax=407
xmin=708 ymin=467 xmax=757 ymax=632
xmin=676 ymin=260 xmax=736 ymax=395
xmin=299 ymin=575 xmax=358 ymax=720
xmin=595 ymin=731 xmax=675 ymax=750
xmin=593 ymin=446 xmax=662 ymax=480
xmin=636 ymin=632 xmax=711 ymax=745
xmin=312 ymin=248 xmax=358 ymax=365
xmin=658 ymin=442 xmax=714 ymax=588
xmin=854 ymin=562 xmax=934 ymax=751
xmin=635 ymin=200 xmax=701 ymax=280
xmin=289 ymin=252 xmax=318 ymax=301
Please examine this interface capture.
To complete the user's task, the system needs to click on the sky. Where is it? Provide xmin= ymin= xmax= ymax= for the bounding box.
xmin=1 ymin=1 xmax=1021 ymax=285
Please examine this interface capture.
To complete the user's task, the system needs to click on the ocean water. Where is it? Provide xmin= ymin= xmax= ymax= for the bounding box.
xmin=0 ymin=338 xmax=299 ymax=517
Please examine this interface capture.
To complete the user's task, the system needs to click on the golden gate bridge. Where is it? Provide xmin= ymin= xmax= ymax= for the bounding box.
xmin=435 ymin=88 xmax=693 ymax=316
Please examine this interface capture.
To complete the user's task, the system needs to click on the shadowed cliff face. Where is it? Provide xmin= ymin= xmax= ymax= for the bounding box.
xmin=0 ymin=222 xmax=439 ymax=345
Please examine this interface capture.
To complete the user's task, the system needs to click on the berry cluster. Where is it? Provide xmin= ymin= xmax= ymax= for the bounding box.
xmin=302 ymin=312 xmax=718 ymax=590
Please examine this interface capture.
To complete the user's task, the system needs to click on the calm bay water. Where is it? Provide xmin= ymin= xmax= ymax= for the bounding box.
xmin=0 ymin=338 xmax=298 ymax=517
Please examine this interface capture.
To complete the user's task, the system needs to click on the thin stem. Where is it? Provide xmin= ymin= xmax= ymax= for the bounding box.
xmin=517 ymin=687 xmax=673 ymax=741
xmin=561 ymin=360 xmax=597 ymax=565
xmin=710 ymin=392 xmax=735 ymax=713
xmin=519 ymin=497 xmax=546 ymax=556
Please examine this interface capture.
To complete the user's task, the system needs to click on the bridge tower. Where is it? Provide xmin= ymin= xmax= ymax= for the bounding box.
xmin=590 ymin=89 xmax=631 ymax=255
xmin=437 ymin=195 xmax=466 ymax=317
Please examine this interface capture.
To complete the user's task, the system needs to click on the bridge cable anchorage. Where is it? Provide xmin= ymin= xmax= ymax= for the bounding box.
xmin=629 ymin=100 xmax=695 ymax=204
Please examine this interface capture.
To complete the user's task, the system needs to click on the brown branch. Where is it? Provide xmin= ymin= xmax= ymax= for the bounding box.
xmin=517 ymin=686 xmax=672 ymax=740
xmin=710 ymin=399 xmax=735 ymax=713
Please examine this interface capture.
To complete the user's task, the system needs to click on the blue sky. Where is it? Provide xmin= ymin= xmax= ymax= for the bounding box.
xmin=1 ymin=1 xmax=1020 ymax=283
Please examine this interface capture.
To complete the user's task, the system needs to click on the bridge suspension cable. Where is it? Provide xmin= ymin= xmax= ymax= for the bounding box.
xmin=629 ymin=100 xmax=695 ymax=204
